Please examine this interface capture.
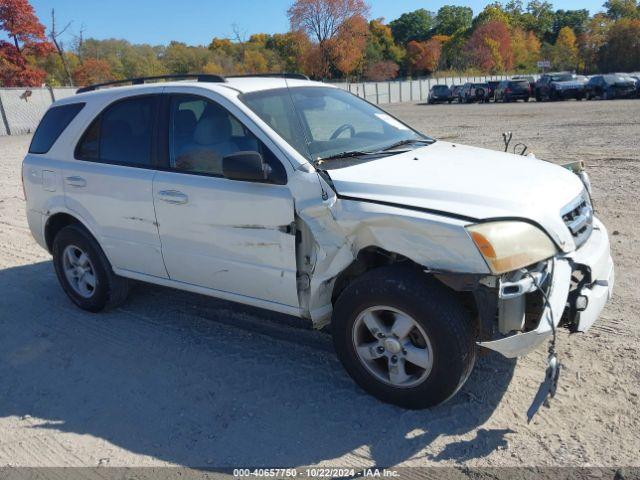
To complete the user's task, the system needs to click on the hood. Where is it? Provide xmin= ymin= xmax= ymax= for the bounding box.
xmin=327 ymin=141 xmax=585 ymax=250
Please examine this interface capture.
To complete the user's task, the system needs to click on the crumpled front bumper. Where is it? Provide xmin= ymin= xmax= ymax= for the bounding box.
xmin=478 ymin=217 xmax=614 ymax=358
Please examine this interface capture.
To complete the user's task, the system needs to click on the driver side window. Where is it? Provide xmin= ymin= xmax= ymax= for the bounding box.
xmin=169 ymin=94 xmax=285 ymax=182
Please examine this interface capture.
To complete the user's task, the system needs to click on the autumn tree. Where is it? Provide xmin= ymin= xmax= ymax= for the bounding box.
xmin=266 ymin=31 xmax=311 ymax=72
xmin=331 ymin=14 xmax=368 ymax=77
xmin=579 ymin=13 xmax=610 ymax=72
xmin=511 ymin=27 xmax=541 ymax=70
xmin=72 ymin=58 xmax=112 ymax=86
xmin=0 ymin=0 xmax=53 ymax=86
xmin=466 ymin=19 xmax=514 ymax=72
xmin=598 ymin=18 xmax=640 ymax=71
xmin=406 ymin=37 xmax=444 ymax=75
xmin=388 ymin=9 xmax=434 ymax=44
xmin=550 ymin=26 xmax=578 ymax=70
xmin=363 ymin=60 xmax=399 ymax=81
xmin=288 ymin=0 xmax=369 ymax=77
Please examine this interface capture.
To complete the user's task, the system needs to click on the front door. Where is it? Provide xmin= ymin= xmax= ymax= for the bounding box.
xmin=152 ymin=92 xmax=299 ymax=308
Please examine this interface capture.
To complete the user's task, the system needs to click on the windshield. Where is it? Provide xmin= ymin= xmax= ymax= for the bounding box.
xmin=551 ymin=73 xmax=574 ymax=82
xmin=433 ymin=85 xmax=448 ymax=91
xmin=241 ymin=87 xmax=427 ymax=161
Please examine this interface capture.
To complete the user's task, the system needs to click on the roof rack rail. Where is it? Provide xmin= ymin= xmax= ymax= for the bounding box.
xmin=226 ymin=73 xmax=310 ymax=81
xmin=76 ymin=74 xmax=227 ymax=94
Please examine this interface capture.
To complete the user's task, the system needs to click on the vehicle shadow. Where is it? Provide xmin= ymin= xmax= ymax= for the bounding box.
xmin=0 ymin=261 xmax=517 ymax=468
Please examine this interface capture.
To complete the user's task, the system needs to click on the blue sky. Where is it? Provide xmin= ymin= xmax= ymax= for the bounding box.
xmin=29 ymin=0 xmax=607 ymax=46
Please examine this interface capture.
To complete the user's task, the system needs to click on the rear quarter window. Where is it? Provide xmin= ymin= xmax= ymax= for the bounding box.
xmin=29 ymin=103 xmax=85 ymax=154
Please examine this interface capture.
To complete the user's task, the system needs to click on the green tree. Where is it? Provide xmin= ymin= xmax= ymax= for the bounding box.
xmin=389 ymin=8 xmax=434 ymax=44
xmin=433 ymin=5 xmax=473 ymax=36
xmin=365 ymin=19 xmax=404 ymax=64
xmin=473 ymin=3 xmax=511 ymax=28
xmin=552 ymin=9 xmax=589 ymax=41
xmin=521 ymin=0 xmax=555 ymax=39
xmin=603 ymin=0 xmax=639 ymax=19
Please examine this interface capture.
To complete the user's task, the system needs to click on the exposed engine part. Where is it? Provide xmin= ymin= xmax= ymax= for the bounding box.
xmin=502 ymin=131 xmax=529 ymax=156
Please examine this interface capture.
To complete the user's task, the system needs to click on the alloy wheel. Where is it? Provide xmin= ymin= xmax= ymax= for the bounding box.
xmin=352 ymin=306 xmax=433 ymax=388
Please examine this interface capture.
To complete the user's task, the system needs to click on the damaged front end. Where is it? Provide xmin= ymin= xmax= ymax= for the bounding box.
xmin=474 ymin=217 xmax=614 ymax=358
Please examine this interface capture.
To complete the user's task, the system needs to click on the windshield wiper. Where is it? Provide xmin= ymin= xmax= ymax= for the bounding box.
xmin=317 ymin=150 xmax=380 ymax=163
xmin=316 ymin=138 xmax=434 ymax=164
xmin=380 ymin=138 xmax=434 ymax=151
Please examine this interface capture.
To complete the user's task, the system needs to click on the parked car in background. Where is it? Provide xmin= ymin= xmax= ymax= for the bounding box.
xmin=586 ymin=74 xmax=637 ymax=100
xmin=494 ymin=79 xmax=531 ymax=102
xmin=450 ymin=85 xmax=463 ymax=102
xmin=487 ymin=81 xmax=500 ymax=101
xmin=511 ymin=75 xmax=536 ymax=92
xmin=428 ymin=84 xmax=452 ymax=104
xmin=629 ymin=73 xmax=640 ymax=97
xmin=535 ymin=72 xmax=587 ymax=101
xmin=459 ymin=82 xmax=490 ymax=103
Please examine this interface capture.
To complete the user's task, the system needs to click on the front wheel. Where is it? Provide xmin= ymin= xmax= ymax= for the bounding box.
xmin=332 ymin=266 xmax=476 ymax=409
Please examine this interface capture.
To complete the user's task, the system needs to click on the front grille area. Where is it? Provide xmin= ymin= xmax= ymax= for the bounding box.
xmin=561 ymin=192 xmax=593 ymax=248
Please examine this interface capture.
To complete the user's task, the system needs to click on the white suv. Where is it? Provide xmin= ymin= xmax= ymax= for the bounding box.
xmin=23 ymin=74 xmax=614 ymax=408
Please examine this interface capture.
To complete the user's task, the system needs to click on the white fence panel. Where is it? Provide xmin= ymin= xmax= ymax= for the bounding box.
xmin=52 ymin=87 xmax=78 ymax=101
xmin=0 ymin=88 xmax=52 ymax=135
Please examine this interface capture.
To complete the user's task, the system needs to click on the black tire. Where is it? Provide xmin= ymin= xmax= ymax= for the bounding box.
xmin=524 ymin=97 xmax=530 ymax=102
xmin=52 ymin=224 xmax=130 ymax=312
xmin=332 ymin=266 xmax=476 ymax=409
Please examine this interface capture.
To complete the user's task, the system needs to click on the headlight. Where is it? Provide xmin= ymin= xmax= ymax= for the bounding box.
xmin=466 ymin=221 xmax=558 ymax=274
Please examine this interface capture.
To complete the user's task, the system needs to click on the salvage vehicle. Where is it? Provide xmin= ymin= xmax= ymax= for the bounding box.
xmin=535 ymin=72 xmax=587 ymax=101
xmin=23 ymin=74 xmax=614 ymax=409
xmin=427 ymin=85 xmax=452 ymax=104
xmin=511 ymin=75 xmax=536 ymax=92
xmin=459 ymin=82 xmax=490 ymax=103
xmin=586 ymin=74 xmax=637 ymax=100
xmin=450 ymin=85 xmax=463 ymax=102
xmin=494 ymin=79 xmax=531 ymax=102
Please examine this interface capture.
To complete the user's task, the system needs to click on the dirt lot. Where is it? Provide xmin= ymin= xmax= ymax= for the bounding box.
xmin=0 ymin=99 xmax=638 ymax=469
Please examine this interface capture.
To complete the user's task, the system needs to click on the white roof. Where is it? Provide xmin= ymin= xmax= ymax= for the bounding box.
xmin=62 ymin=76 xmax=330 ymax=104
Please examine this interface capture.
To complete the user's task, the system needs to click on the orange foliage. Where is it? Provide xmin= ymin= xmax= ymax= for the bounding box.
xmin=465 ymin=20 xmax=514 ymax=72
xmin=0 ymin=0 xmax=53 ymax=86
xmin=406 ymin=37 xmax=443 ymax=74
xmin=72 ymin=58 xmax=113 ymax=86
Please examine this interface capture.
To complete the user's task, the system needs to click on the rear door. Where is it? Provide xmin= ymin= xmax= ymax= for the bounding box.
xmin=64 ymin=94 xmax=167 ymax=278
xmin=152 ymin=90 xmax=299 ymax=308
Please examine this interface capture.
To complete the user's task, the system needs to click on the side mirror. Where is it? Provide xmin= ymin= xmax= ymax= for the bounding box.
xmin=222 ymin=151 xmax=270 ymax=182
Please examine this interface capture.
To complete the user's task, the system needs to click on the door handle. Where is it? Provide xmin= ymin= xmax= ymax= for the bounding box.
xmin=158 ymin=190 xmax=188 ymax=205
xmin=65 ymin=176 xmax=86 ymax=188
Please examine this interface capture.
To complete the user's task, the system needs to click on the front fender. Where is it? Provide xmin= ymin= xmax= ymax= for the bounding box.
xmin=302 ymin=197 xmax=489 ymax=326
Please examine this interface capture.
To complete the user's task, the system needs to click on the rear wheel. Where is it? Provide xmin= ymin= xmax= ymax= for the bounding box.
xmin=52 ymin=224 xmax=130 ymax=312
xmin=332 ymin=266 xmax=476 ymax=409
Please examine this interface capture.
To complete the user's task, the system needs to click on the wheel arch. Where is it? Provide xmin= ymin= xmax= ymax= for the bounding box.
xmin=329 ymin=246 xmax=480 ymax=332
xmin=44 ymin=211 xmax=96 ymax=253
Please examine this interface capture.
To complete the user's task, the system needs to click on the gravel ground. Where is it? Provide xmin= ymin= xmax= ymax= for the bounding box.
xmin=0 ymin=99 xmax=638 ymax=469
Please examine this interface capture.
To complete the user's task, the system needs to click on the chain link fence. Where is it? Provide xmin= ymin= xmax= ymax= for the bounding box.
xmin=0 ymin=75 xmax=539 ymax=136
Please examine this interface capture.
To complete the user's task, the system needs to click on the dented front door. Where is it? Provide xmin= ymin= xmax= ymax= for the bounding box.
xmin=152 ymin=171 xmax=299 ymax=308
